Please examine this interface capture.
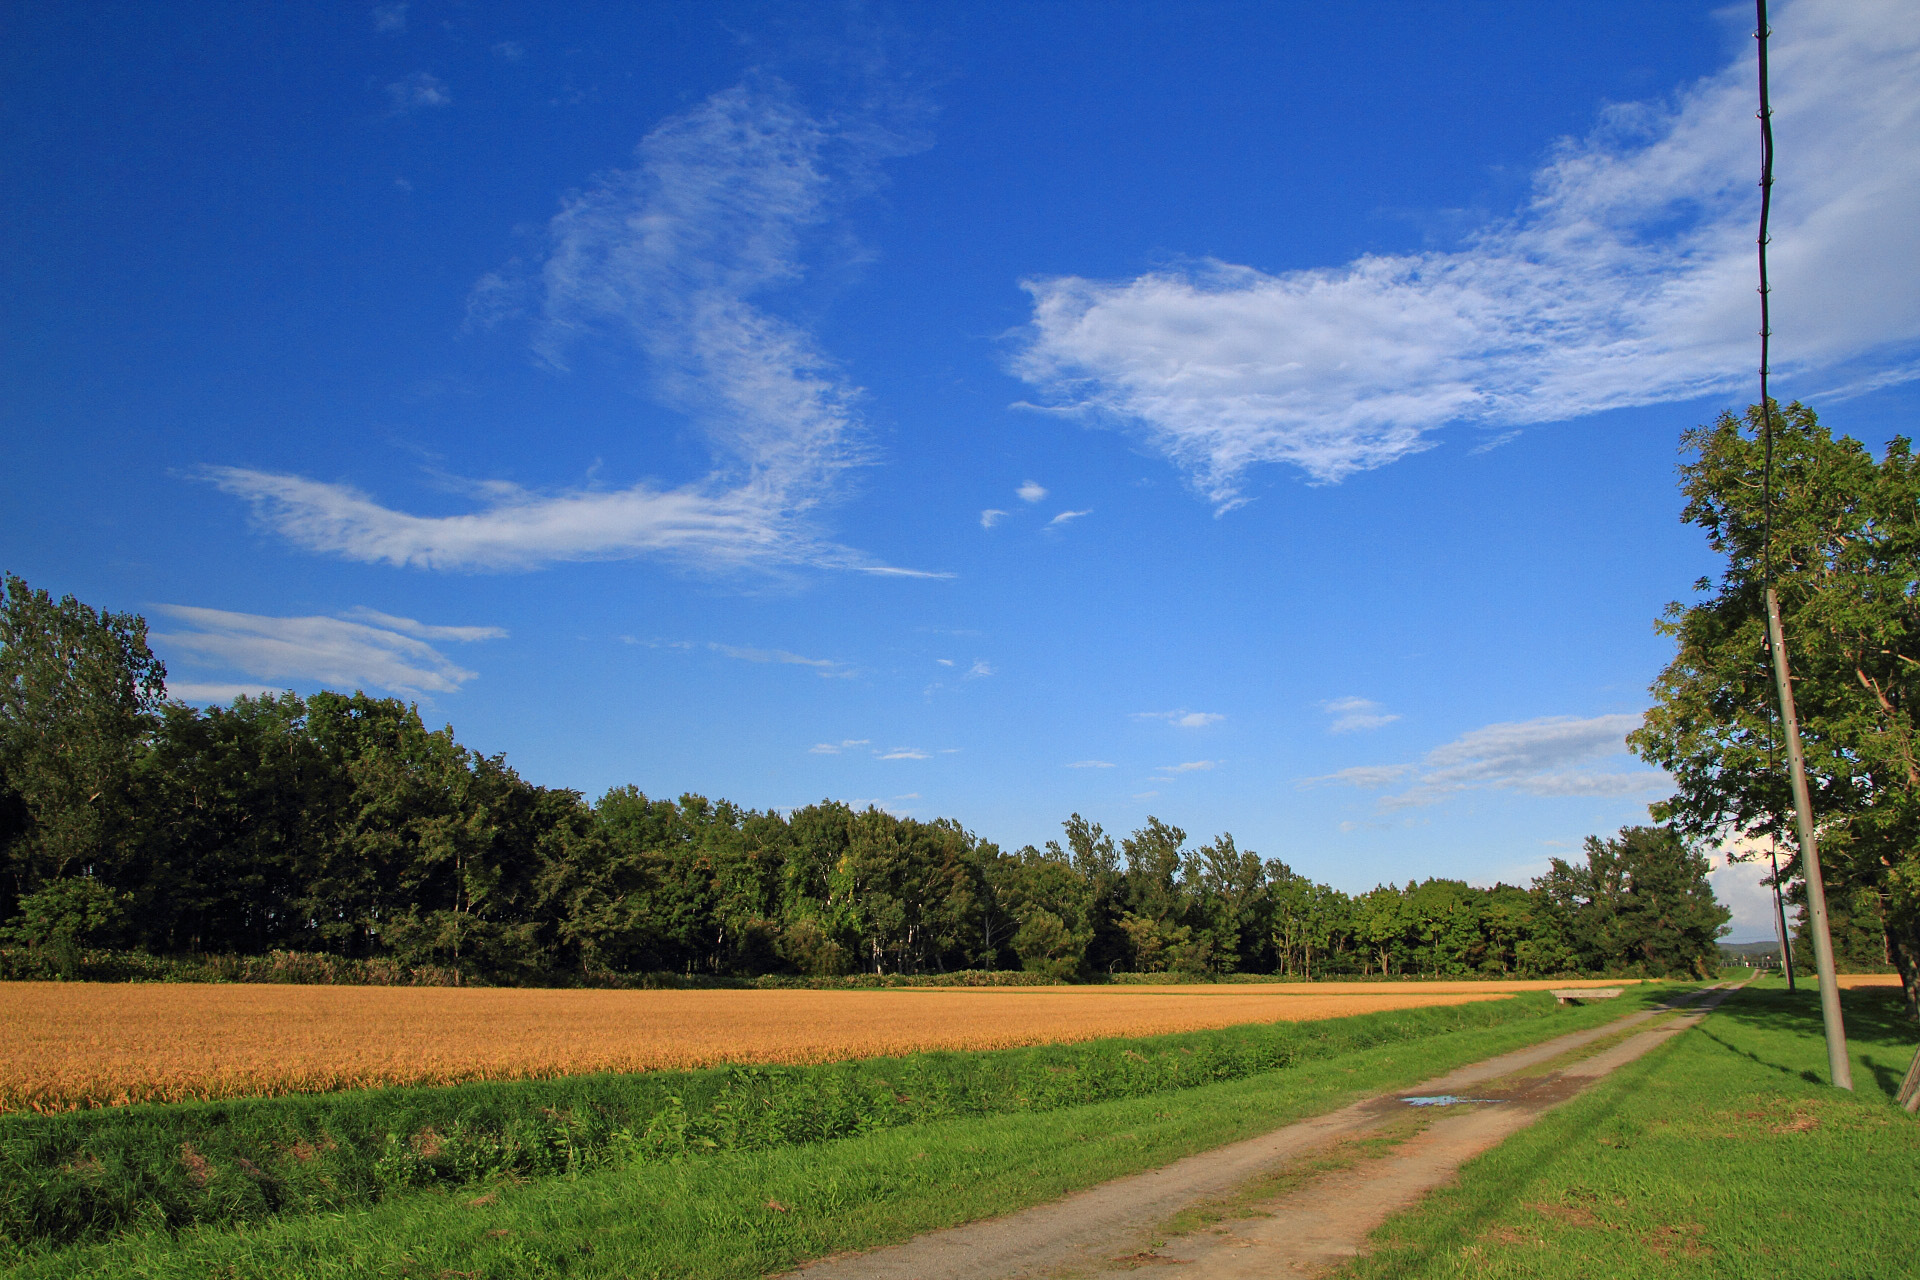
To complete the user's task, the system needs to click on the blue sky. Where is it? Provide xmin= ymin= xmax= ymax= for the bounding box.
xmin=6 ymin=1 xmax=1918 ymax=937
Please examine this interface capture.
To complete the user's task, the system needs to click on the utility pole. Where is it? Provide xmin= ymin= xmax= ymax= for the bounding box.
xmin=1764 ymin=590 xmax=1850 ymax=1088
xmin=1753 ymin=0 xmax=1849 ymax=1087
xmin=1768 ymin=841 xmax=1794 ymax=992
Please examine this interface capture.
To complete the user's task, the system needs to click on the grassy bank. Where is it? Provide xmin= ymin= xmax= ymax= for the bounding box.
xmin=1338 ymin=979 xmax=1920 ymax=1279
xmin=0 ymin=987 xmax=1683 ymax=1275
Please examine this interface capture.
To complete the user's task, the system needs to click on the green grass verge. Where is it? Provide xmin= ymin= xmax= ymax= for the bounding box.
xmin=0 ymin=987 xmax=1686 ymax=1277
xmin=1335 ymin=982 xmax=1920 ymax=1280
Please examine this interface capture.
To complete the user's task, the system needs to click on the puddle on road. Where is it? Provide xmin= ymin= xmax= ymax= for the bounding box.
xmin=1400 ymin=1095 xmax=1505 ymax=1107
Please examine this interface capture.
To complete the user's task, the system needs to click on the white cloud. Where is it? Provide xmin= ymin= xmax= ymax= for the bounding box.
xmin=837 ymin=796 xmax=914 ymax=817
xmin=153 ymin=605 xmax=502 ymax=698
xmin=979 ymin=508 xmax=1008 ymax=529
xmin=338 ymin=606 xmax=506 ymax=643
xmin=204 ymin=466 xmax=865 ymax=574
xmin=1308 ymin=712 xmax=1666 ymax=808
xmin=1134 ymin=709 xmax=1225 ymax=729
xmin=1017 ymin=481 xmax=1048 ymax=503
xmin=965 ymin=659 xmax=994 ymax=678
xmin=1159 ymin=760 xmax=1219 ymax=774
xmin=371 ymin=3 xmax=407 ymax=33
xmin=386 ymin=72 xmax=449 ymax=111
xmin=1013 ymin=0 xmax=1920 ymax=504
xmin=1046 ymin=509 xmax=1092 ymax=528
xmin=1132 ymin=790 xmax=1160 ymax=800
xmin=1066 ymin=760 xmax=1115 ymax=769
xmin=1701 ymin=841 xmax=1792 ymax=941
xmin=213 ymin=81 xmax=936 ymax=579
xmin=1303 ymin=763 xmax=1417 ymax=789
xmin=491 ymin=40 xmax=524 ymax=61
xmin=809 ymin=738 xmax=870 ymax=754
xmin=936 ymin=658 xmax=956 ymax=666
xmin=706 ymin=641 xmax=850 ymax=676
xmin=628 ymin=635 xmax=850 ymax=675
xmin=878 ymin=747 xmax=930 ymax=760
xmin=1322 ymin=696 xmax=1400 ymax=733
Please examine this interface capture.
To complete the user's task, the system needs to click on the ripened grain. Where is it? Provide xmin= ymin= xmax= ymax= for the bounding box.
xmin=0 ymin=978 xmax=1638 ymax=1113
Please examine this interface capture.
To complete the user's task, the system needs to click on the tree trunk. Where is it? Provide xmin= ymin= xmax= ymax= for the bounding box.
xmin=1898 ymin=1041 xmax=1920 ymax=1113
xmin=1890 ymin=924 xmax=1920 ymax=1019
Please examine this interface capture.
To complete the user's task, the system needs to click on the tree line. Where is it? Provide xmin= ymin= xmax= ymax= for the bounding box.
xmin=0 ymin=572 xmax=1730 ymax=983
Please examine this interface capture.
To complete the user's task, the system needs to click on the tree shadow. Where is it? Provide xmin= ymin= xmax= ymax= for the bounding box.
xmin=1691 ymin=987 xmax=1917 ymax=1103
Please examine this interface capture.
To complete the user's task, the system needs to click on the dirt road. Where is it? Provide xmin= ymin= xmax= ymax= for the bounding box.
xmin=785 ymin=985 xmax=1738 ymax=1280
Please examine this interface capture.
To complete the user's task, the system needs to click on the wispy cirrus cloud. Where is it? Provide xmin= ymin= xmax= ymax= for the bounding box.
xmin=1046 ymin=509 xmax=1091 ymax=528
xmin=152 ymin=605 xmax=503 ymax=699
xmin=809 ymin=738 xmax=870 ymax=754
xmin=1157 ymin=759 xmax=1220 ymax=775
xmin=1134 ymin=709 xmax=1224 ymax=729
xmin=979 ymin=508 xmax=1008 ymax=529
xmin=1322 ymin=696 xmax=1399 ymax=733
xmin=338 ymin=606 xmax=505 ymax=643
xmin=1066 ymin=760 xmax=1115 ymax=769
xmin=1311 ymin=763 xmax=1416 ymax=789
xmin=1305 ymin=712 xmax=1665 ymax=808
xmin=213 ymin=79 xmax=938 ymax=579
xmin=707 ymin=641 xmax=852 ymax=676
xmin=1013 ymin=0 xmax=1920 ymax=505
xmin=877 ymin=747 xmax=930 ymax=761
xmin=626 ymin=635 xmax=852 ymax=677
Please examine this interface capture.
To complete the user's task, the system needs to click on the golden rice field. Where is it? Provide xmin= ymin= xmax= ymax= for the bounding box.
xmin=1829 ymin=973 xmax=1903 ymax=988
xmin=0 ymin=978 xmax=1644 ymax=1114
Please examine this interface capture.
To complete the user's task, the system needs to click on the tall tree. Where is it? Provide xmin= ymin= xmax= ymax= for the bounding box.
xmin=995 ymin=842 xmax=1093 ymax=979
xmin=1056 ymin=813 xmax=1128 ymax=974
xmin=0 ymin=573 xmax=167 ymax=912
xmin=1118 ymin=817 xmax=1210 ymax=973
xmin=126 ymin=693 xmax=326 ymax=953
xmin=1534 ymin=826 xmax=1728 ymax=978
xmin=1630 ymin=403 xmax=1920 ymax=1006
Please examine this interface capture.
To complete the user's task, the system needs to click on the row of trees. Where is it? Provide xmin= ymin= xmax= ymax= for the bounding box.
xmin=1 ymin=572 xmax=1730 ymax=982
xmin=1631 ymin=403 xmax=1920 ymax=1011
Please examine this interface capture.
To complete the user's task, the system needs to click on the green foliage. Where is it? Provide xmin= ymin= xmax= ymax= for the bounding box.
xmin=0 ymin=878 xmax=130 ymax=978
xmin=1631 ymin=402 xmax=1920 ymax=1007
xmin=1790 ymin=881 xmax=1894 ymax=973
xmin=0 ymin=877 xmax=131 ymax=950
xmin=1533 ymin=826 xmax=1730 ymax=978
xmin=0 ymin=573 xmax=166 ymax=916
